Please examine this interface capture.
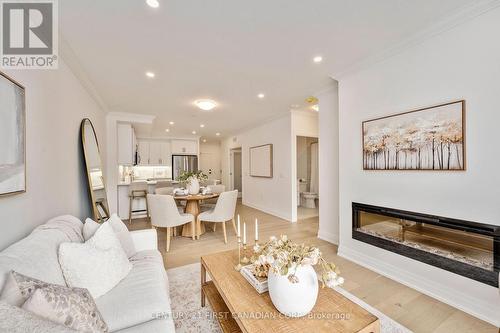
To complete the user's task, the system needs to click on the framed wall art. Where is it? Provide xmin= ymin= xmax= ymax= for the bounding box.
xmin=363 ymin=100 xmax=465 ymax=171
xmin=0 ymin=72 xmax=26 ymax=195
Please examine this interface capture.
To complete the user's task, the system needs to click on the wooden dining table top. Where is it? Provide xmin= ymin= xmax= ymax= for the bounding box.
xmin=173 ymin=193 xmax=219 ymax=201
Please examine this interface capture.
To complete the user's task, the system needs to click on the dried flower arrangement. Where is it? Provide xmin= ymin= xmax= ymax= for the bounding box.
xmin=251 ymin=235 xmax=344 ymax=288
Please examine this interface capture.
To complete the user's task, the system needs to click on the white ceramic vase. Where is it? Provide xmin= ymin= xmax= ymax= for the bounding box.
xmin=267 ymin=264 xmax=319 ymax=317
xmin=187 ymin=178 xmax=200 ymax=195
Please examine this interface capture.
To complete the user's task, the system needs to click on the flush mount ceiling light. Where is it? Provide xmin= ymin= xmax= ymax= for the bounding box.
xmin=200 ymin=124 xmax=205 ymax=128
xmin=145 ymin=71 xmax=155 ymax=78
xmin=313 ymin=55 xmax=323 ymax=63
xmin=192 ymin=131 xmax=197 ymax=135
xmin=257 ymin=93 xmax=265 ymax=99
xmin=215 ymin=132 xmax=220 ymax=136
xmin=306 ymin=96 xmax=318 ymax=104
xmin=146 ymin=0 xmax=159 ymax=8
xmin=194 ymin=99 xmax=217 ymax=111
xmin=169 ymin=121 xmax=174 ymax=125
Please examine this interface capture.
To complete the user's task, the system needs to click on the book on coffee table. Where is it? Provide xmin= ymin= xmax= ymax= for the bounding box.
xmin=240 ymin=264 xmax=268 ymax=294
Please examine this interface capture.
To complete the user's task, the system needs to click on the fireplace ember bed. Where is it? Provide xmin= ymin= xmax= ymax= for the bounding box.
xmin=352 ymin=202 xmax=499 ymax=287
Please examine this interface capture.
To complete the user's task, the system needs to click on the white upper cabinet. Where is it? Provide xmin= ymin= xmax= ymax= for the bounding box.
xmin=160 ymin=141 xmax=172 ymax=166
xmin=136 ymin=139 xmax=172 ymax=165
xmin=117 ymin=124 xmax=136 ymax=165
xmin=171 ymin=139 xmax=198 ymax=155
xmin=137 ymin=140 xmax=150 ymax=165
xmin=149 ymin=141 xmax=162 ymax=165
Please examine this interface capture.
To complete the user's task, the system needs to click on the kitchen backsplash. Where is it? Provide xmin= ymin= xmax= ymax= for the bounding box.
xmin=120 ymin=165 xmax=172 ymax=181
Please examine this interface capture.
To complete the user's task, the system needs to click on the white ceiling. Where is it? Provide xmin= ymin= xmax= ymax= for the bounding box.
xmin=60 ymin=0 xmax=472 ymax=138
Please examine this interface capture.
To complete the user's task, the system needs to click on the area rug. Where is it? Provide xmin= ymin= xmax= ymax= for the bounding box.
xmin=167 ymin=263 xmax=412 ymax=333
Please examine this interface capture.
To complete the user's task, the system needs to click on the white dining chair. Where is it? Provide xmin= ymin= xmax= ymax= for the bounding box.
xmin=197 ymin=190 xmax=238 ymax=243
xmin=147 ymin=194 xmax=196 ymax=251
xmin=155 ymin=187 xmax=174 ymax=195
xmin=200 ymin=185 xmax=226 ymax=213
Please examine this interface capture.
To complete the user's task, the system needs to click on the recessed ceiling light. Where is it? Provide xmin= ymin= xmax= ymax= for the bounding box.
xmin=200 ymin=124 xmax=205 ymax=128
xmin=257 ymin=93 xmax=265 ymax=99
xmin=203 ymin=139 xmax=207 ymax=143
xmin=313 ymin=56 xmax=323 ymax=63
xmin=145 ymin=71 xmax=155 ymax=78
xmin=291 ymin=104 xmax=300 ymax=108
xmin=169 ymin=121 xmax=174 ymax=125
xmin=312 ymin=105 xmax=319 ymax=112
xmin=165 ymin=128 xmax=170 ymax=132
xmin=215 ymin=132 xmax=220 ymax=136
xmin=194 ymin=99 xmax=217 ymax=111
xmin=192 ymin=131 xmax=197 ymax=135
xmin=146 ymin=0 xmax=159 ymax=8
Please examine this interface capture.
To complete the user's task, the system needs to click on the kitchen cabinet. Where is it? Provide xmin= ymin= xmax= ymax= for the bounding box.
xmin=137 ymin=140 xmax=150 ymax=165
xmin=117 ymin=124 xmax=136 ymax=165
xmin=136 ymin=139 xmax=172 ymax=165
xmin=171 ymin=139 xmax=197 ymax=154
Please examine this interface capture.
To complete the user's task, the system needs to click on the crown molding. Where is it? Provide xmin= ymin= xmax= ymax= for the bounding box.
xmin=59 ymin=37 xmax=109 ymax=113
xmin=106 ymin=111 xmax=156 ymax=124
xmin=334 ymin=0 xmax=500 ymax=80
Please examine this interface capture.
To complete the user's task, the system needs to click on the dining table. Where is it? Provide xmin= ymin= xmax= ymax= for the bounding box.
xmin=174 ymin=193 xmax=220 ymax=238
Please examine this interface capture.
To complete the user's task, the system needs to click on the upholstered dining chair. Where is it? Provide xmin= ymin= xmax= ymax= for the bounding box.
xmin=197 ymin=190 xmax=238 ymax=243
xmin=147 ymin=194 xmax=195 ymax=252
xmin=200 ymin=184 xmax=226 ymax=213
xmin=155 ymin=187 xmax=174 ymax=195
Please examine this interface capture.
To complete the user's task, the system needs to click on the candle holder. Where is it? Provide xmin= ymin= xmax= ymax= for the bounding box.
xmin=241 ymin=243 xmax=250 ymax=264
xmin=234 ymin=236 xmax=242 ymax=271
xmin=250 ymin=240 xmax=259 ymax=263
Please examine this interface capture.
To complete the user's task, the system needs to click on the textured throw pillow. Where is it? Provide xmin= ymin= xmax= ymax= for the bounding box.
xmin=22 ymin=286 xmax=108 ymax=332
xmin=59 ymin=222 xmax=132 ymax=298
xmin=84 ymin=214 xmax=136 ymax=258
xmin=83 ymin=218 xmax=100 ymax=241
xmin=0 ymin=271 xmax=107 ymax=332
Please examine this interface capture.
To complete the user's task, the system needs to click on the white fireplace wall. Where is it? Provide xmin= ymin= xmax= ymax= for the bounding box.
xmin=337 ymin=6 xmax=500 ymax=327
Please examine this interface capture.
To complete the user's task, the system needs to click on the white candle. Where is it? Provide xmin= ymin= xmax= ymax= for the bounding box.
xmin=237 ymin=214 xmax=241 ymax=238
xmin=255 ymin=218 xmax=258 ymax=241
xmin=243 ymin=222 xmax=247 ymax=244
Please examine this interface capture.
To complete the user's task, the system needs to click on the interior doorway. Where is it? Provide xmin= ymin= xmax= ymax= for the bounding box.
xmin=295 ymin=136 xmax=319 ymax=220
xmin=230 ymin=148 xmax=242 ymax=198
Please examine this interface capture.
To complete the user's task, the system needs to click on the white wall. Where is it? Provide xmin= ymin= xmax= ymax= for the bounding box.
xmin=221 ymin=114 xmax=293 ymax=221
xmin=317 ymin=84 xmax=339 ymax=244
xmin=0 ymin=61 xmax=106 ymax=250
xmin=337 ymin=8 xmax=500 ymax=326
xmin=199 ymin=141 xmax=222 ymax=181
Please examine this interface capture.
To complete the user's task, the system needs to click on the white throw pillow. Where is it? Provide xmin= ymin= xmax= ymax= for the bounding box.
xmin=59 ymin=222 xmax=132 ymax=298
xmin=84 ymin=214 xmax=137 ymax=258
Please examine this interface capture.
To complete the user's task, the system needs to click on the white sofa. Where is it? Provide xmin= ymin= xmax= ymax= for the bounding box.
xmin=0 ymin=215 xmax=175 ymax=333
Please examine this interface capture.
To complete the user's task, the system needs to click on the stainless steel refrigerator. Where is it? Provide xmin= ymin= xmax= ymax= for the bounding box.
xmin=172 ymin=155 xmax=198 ymax=180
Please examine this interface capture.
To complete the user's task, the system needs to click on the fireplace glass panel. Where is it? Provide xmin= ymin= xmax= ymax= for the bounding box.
xmin=356 ymin=211 xmax=494 ymax=271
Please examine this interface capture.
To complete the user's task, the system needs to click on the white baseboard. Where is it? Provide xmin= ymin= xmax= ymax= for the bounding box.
xmin=317 ymin=229 xmax=339 ymax=245
xmin=338 ymin=245 xmax=500 ymax=327
xmin=242 ymin=201 xmax=291 ymax=222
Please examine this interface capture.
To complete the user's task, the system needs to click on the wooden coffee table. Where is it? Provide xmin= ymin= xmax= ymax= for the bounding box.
xmin=201 ymin=249 xmax=380 ymax=333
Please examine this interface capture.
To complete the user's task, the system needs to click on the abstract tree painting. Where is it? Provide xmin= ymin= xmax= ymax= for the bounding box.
xmin=363 ymin=101 xmax=465 ymax=170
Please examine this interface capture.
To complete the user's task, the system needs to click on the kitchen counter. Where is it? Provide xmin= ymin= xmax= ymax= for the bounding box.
xmin=117 ymin=179 xmax=179 ymax=186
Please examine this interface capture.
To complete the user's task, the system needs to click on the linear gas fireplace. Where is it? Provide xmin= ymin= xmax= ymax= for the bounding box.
xmin=352 ymin=202 xmax=499 ymax=287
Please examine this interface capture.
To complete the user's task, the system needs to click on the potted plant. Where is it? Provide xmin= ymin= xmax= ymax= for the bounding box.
xmin=252 ymin=235 xmax=344 ymax=317
xmin=177 ymin=170 xmax=208 ymax=195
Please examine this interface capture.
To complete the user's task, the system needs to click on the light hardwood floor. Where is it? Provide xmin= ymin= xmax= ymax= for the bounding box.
xmin=129 ymin=201 xmax=498 ymax=333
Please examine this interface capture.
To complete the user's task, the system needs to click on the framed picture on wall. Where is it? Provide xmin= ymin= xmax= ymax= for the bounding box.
xmin=0 ymin=72 xmax=26 ymax=196
xmin=249 ymin=144 xmax=273 ymax=178
xmin=362 ymin=100 xmax=465 ymax=171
